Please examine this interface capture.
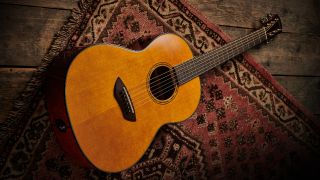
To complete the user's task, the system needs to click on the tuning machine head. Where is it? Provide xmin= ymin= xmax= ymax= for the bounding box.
xmin=260 ymin=14 xmax=271 ymax=24
xmin=260 ymin=13 xmax=282 ymax=40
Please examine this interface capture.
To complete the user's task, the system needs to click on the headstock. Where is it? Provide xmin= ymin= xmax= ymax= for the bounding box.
xmin=260 ymin=14 xmax=282 ymax=40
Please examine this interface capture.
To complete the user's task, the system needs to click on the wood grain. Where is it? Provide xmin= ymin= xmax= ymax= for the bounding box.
xmin=0 ymin=4 xmax=318 ymax=77
xmin=275 ymin=76 xmax=320 ymax=113
xmin=0 ymin=68 xmax=35 ymax=121
xmin=0 ymin=4 xmax=70 ymax=66
xmin=189 ymin=0 xmax=320 ymax=34
xmin=0 ymin=0 xmax=78 ymax=9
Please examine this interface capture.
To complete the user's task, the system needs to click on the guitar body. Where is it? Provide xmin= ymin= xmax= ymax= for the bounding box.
xmin=46 ymin=34 xmax=201 ymax=172
xmin=46 ymin=14 xmax=282 ymax=173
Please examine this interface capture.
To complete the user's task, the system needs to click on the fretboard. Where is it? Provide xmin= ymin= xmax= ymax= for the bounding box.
xmin=174 ymin=28 xmax=267 ymax=85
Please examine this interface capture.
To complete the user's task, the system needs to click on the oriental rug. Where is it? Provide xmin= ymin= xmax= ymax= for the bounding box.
xmin=1 ymin=0 xmax=319 ymax=179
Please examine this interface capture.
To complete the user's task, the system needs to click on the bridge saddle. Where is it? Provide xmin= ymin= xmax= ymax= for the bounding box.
xmin=114 ymin=77 xmax=136 ymax=121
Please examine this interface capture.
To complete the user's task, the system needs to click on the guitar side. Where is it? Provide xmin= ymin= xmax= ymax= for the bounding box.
xmin=45 ymin=48 xmax=92 ymax=168
xmin=47 ymin=34 xmax=201 ymax=172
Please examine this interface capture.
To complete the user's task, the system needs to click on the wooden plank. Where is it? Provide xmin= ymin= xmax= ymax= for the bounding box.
xmin=0 ymin=4 xmax=70 ymax=66
xmin=1 ymin=4 xmax=318 ymax=77
xmin=0 ymin=68 xmax=35 ymax=122
xmin=220 ymin=26 xmax=320 ymax=76
xmin=0 ymin=0 xmax=78 ymax=9
xmin=274 ymin=76 xmax=320 ymax=114
xmin=189 ymin=0 xmax=320 ymax=34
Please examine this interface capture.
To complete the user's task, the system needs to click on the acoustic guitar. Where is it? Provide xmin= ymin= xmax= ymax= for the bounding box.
xmin=45 ymin=14 xmax=282 ymax=172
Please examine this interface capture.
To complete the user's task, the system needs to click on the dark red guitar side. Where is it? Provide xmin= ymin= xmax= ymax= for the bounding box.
xmin=45 ymin=48 xmax=92 ymax=167
xmin=44 ymin=36 xmax=155 ymax=169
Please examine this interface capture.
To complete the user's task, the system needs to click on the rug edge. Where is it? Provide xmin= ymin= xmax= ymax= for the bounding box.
xmin=0 ymin=0 xmax=95 ymax=149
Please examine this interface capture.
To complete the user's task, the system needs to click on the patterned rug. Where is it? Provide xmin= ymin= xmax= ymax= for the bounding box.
xmin=1 ymin=0 xmax=319 ymax=179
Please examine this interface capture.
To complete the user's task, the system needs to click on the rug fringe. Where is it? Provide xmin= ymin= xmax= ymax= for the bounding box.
xmin=0 ymin=0 xmax=94 ymax=143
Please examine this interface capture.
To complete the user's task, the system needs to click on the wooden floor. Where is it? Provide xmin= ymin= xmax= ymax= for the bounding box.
xmin=0 ymin=0 xmax=319 ymax=121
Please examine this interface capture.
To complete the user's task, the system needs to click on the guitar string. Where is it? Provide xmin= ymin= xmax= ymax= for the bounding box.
xmin=128 ymin=29 xmax=266 ymax=108
xmin=128 ymin=28 xmax=264 ymax=96
xmin=129 ymin=24 xmax=272 ymax=98
xmin=84 ymin=28 xmax=267 ymax=115
xmin=133 ymin=30 xmax=266 ymax=108
xmin=128 ymin=28 xmax=266 ymax=96
xmin=177 ymin=28 xmax=267 ymax=85
xmin=131 ymin=29 xmax=266 ymax=105
xmin=175 ymin=28 xmax=266 ymax=85
xmin=130 ymin=29 xmax=266 ymax=99
xmin=132 ymin=29 xmax=267 ymax=107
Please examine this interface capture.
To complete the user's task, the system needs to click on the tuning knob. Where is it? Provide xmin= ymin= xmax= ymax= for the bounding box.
xmin=260 ymin=16 xmax=268 ymax=24
xmin=260 ymin=13 xmax=275 ymax=24
xmin=267 ymin=13 xmax=273 ymax=19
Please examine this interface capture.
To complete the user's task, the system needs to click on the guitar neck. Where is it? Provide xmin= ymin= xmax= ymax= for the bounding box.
xmin=174 ymin=28 xmax=268 ymax=85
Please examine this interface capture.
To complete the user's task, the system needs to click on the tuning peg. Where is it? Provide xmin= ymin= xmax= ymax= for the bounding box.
xmin=267 ymin=14 xmax=273 ymax=19
xmin=260 ymin=13 xmax=274 ymax=24
xmin=272 ymin=29 xmax=281 ymax=34
xmin=260 ymin=16 xmax=268 ymax=24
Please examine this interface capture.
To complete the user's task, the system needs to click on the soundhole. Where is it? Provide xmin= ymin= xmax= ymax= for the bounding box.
xmin=149 ymin=65 xmax=177 ymax=101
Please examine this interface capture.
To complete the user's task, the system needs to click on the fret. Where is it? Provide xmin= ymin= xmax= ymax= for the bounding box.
xmin=175 ymin=28 xmax=266 ymax=85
